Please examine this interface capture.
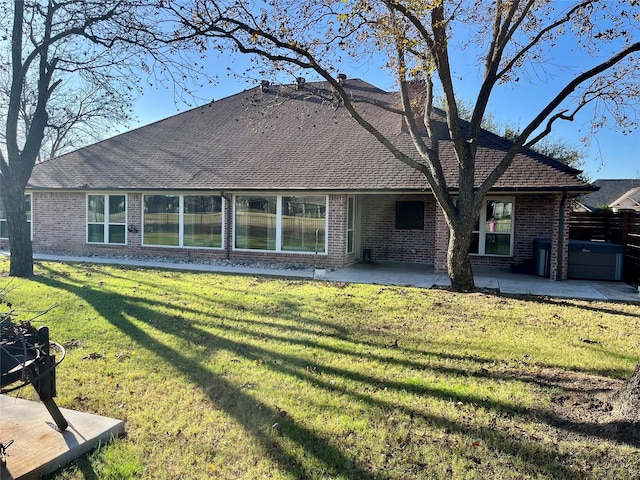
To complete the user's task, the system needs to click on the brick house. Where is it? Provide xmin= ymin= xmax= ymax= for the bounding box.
xmin=8 ymin=78 xmax=594 ymax=279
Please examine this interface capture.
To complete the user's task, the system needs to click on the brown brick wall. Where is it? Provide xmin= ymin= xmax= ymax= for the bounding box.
xmin=549 ymin=193 xmax=570 ymax=280
xmin=30 ymin=191 xmax=229 ymax=260
xmin=32 ymin=192 xmax=87 ymax=251
xmin=324 ymin=194 xmax=356 ymax=267
xmin=359 ymin=194 xmax=436 ymax=264
xmin=434 ymin=205 xmax=449 ymax=273
xmin=127 ymin=193 xmax=143 ymax=249
xmin=513 ymin=194 xmax=558 ymax=261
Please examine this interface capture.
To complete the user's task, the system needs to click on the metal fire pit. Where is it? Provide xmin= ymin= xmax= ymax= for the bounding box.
xmin=1 ymin=318 xmax=68 ymax=432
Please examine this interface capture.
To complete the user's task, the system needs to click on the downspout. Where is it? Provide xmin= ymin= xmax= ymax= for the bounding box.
xmin=555 ymin=191 xmax=568 ymax=281
xmin=221 ymin=192 xmax=233 ymax=260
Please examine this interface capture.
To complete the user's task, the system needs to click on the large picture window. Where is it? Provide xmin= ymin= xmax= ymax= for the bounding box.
xmin=234 ymin=195 xmax=327 ymax=253
xmin=235 ymin=196 xmax=277 ymax=250
xmin=87 ymin=194 xmax=127 ymax=244
xmin=184 ymin=195 xmax=223 ymax=247
xmin=0 ymin=194 xmax=31 ymax=239
xmin=282 ymin=196 xmax=326 ymax=252
xmin=143 ymin=194 xmax=223 ymax=248
xmin=470 ymin=198 xmax=514 ymax=256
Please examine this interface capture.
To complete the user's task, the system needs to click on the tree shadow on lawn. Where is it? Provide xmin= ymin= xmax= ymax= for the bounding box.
xmin=31 ymin=274 xmax=640 ymax=478
xmin=224 ymin=313 xmax=637 ymax=388
xmin=501 ymin=292 xmax=640 ymax=319
xmin=35 ymin=274 xmax=378 ymax=479
xmin=181 ymin=312 xmax=640 ymax=450
xmin=37 ymin=263 xmax=632 ymax=401
xmin=46 ymin=262 xmax=358 ymax=346
xmin=37 ymin=262 xmax=636 ymax=381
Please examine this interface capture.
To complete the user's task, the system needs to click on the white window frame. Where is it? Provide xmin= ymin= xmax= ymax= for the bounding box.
xmin=233 ymin=193 xmax=329 ymax=255
xmin=471 ymin=197 xmax=515 ymax=257
xmin=26 ymin=193 xmax=33 ymax=240
xmin=346 ymin=196 xmax=355 ymax=254
xmin=142 ymin=193 xmax=225 ymax=249
xmin=86 ymin=193 xmax=128 ymax=245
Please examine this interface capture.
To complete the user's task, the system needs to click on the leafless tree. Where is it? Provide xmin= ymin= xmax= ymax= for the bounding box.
xmin=0 ymin=69 xmax=132 ymax=162
xmin=0 ymin=0 xmax=205 ymax=277
xmin=164 ymin=0 xmax=639 ymax=292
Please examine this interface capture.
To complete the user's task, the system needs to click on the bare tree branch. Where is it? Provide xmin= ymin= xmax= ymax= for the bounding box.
xmin=477 ymin=41 xmax=640 ymax=198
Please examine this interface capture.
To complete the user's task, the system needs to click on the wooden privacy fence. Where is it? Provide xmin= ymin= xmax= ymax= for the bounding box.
xmin=569 ymin=211 xmax=640 ymax=285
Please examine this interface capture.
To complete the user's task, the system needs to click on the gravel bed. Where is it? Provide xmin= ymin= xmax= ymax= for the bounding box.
xmin=32 ymin=250 xmax=315 ymax=272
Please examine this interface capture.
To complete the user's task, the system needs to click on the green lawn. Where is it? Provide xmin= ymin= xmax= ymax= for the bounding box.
xmin=2 ymin=258 xmax=639 ymax=479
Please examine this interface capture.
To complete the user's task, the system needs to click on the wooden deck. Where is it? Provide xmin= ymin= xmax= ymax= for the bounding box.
xmin=0 ymin=395 xmax=124 ymax=480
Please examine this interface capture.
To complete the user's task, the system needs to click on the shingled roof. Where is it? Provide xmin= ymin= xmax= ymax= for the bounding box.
xmin=579 ymin=179 xmax=640 ymax=210
xmin=28 ymin=78 xmax=593 ymax=193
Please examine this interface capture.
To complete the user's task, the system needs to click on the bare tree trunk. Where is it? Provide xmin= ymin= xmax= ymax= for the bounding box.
xmin=447 ymin=224 xmax=475 ymax=292
xmin=1 ymin=175 xmax=33 ymax=277
xmin=610 ymin=361 xmax=640 ymax=423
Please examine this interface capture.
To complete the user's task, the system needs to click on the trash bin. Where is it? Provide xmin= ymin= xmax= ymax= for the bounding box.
xmin=533 ymin=238 xmax=551 ymax=277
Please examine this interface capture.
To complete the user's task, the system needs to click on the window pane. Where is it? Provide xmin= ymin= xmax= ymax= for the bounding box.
xmin=184 ymin=195 xmax=222 ymax=247
xmin=281 ymin=196 xmax=326 ymax=252
xmin=88 ymin=223 xmax=105 ymax=243
xmin=485 ymin=234 xmax=511 ymax=255
xmin=486 ymin=200 xmax=512 ymax=233
xmin=347 ymin=197 xmax=354 ymax=254
xmin=235 ymin=196 xmax=276 ymax=250
xmin=144 ymin=195 xmax=179 ymax=246
xmin=0 ymin=196 xmax=4 ymax=219
xmin=109 ymin=195 xmax=126 ymax=224
xmin=0 ymin=220 xmax=7 ymax=239
xmin=108 ymin=225 xmax=126 ymax=244
xmin=484 ymin=200 xmax=512 ymax=256
xmin=25 ymin=195 xmax=31 ymax=222
xmin=88 ymin=195 xmax=105 ymax=222
xmin=470 ymin=232 xmax=479 ymax=254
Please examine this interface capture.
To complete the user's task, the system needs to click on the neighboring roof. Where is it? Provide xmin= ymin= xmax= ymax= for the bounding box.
xmin=28 ymin=78 xmax=593 ymax=193
xmin=579 ymin=179 xmax=640 ymax=210
xmin=610 ymin=186 xmax=640 ymax=212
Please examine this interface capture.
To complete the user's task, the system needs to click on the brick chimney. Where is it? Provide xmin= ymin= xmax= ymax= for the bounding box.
xmin=401 ymin=79 xmax=428 ymax=132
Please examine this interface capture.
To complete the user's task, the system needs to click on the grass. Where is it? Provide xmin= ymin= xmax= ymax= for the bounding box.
xmin=2 ymin=257 xmax=639 ymax=479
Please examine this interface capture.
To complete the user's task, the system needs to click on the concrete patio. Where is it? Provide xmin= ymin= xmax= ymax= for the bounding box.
xmin=17 ymin=252 xmax=639 ymax=303
xmin=321 ymin=262 xmax=640 ymax=302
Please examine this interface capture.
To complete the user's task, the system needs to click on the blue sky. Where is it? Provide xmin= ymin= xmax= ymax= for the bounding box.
xmin=126 ymin=25 xmax=639 ymax=182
